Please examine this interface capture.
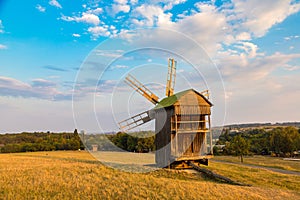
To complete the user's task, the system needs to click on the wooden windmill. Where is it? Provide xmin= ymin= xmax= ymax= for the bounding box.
xmin=118 ymin=58 xmax=213 ymax=168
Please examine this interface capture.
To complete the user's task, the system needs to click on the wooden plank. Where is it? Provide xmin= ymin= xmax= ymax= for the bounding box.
xmin=172 ymin=129 xmax=209 ymax=133
xmin=174 ymin=120 xmax=208 ymax=123
xmin=208 ymin=115 xmax=213 ymax=154
xmin=175 ymin=114 xmax=178 ymax=157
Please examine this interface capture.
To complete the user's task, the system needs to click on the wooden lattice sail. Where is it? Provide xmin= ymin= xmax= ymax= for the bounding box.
xmin=125 ymin=74 xmax=159 ymax=105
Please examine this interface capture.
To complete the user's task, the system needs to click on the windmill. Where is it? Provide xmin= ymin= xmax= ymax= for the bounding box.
xmin=118 ymin=58 xmax=213 ymax=168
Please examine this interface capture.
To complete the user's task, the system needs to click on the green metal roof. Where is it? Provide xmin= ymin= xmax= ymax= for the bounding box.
xmin=153 ymin=89 xmax=212 ymax=110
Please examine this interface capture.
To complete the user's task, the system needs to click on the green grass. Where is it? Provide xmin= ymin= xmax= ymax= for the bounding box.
xmin=212 ymin=155 xmax=300 ymax=172
xmin=206 ymin=161 xmax=300 ymax=191
xmin=0 ymin=151 xmax=299 ymax=199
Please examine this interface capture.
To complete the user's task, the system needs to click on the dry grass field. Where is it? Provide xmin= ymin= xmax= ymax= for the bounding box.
xmin=0 ymin=151 xmax=299 ymax=200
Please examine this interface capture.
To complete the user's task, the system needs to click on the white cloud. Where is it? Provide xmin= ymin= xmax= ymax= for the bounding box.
xmin=284 ymin=36 xmax=292 ymax=41
xmin=36 ymin=4 xmax=46 ymax=12
xmin=133 ymin=4 xmax=173 ymax=27
xmin=114 ymin=0 xmax=128 ymax=4
xmin=130 ymin=3 xmax=229 ymax=55
xmin=112 ymin=4 xmax=131 ymax=14
xmin=173 ymin=4 xmax=227 ymax=54
xmin=88 ymin=26 xmax=111 ymax=38
xmin=72 ymin=33 xmax=81 ymax=37
xmin=146 ymin=0 xmax=186 ymax=10
xmin=0 ymin=20 xmax=4 ymax=33
xmin=0 ymin=76 xmax=31 ymax=89
xmin=234 ymin=42 xmax=260 ymax=58
xmin=110 ymin=0 xmax=131 ymax=15
xmin=195 ymin=2 xmax=217 ymax=12
xmin=0 ymin=44 xmax=7 ymax=49
xmin=215 ymin=52 xmax=300 ymax=124
xmin=75 ymin=13 xmax=100 ymax=25
xmin=219 ymin=52 xmax=300 ymax=82
xmin=61 ymin=13 xmax=100 ymax=25
xmin=236 ymin=32 xmax=251 ymax=41
xmin=130 ymin=0 xmax=138 ymax=5
xmin=32 ymin=79 xmax=57 ymax=88
xmin=282 ymin=64 xmax=300 ymax=71
xmin=49 ymin=0 xmax=62 ymax=9
xmin=94 ymin=49 xmax=124 ymax=58
xmin=231 ymin=0 xmax=300 ymax=37
xmin=87 ymin=7 xmax=103 ymax=15
xmin=163 ymin=0 xmax=187 ymax=10
xmin=111 ymin=65 xmax=128 ymax=69
xmin=0 ymin=76 xmax=72 ymax=101
xmin=284 ymin=35 xmax=300 ymax=41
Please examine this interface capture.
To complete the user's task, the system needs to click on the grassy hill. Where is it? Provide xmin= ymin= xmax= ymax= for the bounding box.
xmin=0 ymin=151 xmax=299 ymax=199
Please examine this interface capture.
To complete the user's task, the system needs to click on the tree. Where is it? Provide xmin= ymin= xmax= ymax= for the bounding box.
xmin=111 ymin=132 xmax=128 ymax=150
xmin=270 ymin=127 xmax=300 ymax=156
xmin=229 ymin=135 xmax=250 ymax=163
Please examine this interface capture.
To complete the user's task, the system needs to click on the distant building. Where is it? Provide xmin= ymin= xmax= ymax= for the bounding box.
xmin=92 ymin=144 xmax=98 ymax=152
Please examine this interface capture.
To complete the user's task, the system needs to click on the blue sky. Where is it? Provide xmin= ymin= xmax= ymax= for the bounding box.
xmin=0 ymin=0 xmax=300 ymax=133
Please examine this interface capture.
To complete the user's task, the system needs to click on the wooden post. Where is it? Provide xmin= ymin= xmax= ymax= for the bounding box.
xmin=209 ymin=115 xmax=213 ymax=154
xmin=175 ymin=114 xmax=178 ymax=157
xmin=203 ymin=115 xmax=207 ymax=155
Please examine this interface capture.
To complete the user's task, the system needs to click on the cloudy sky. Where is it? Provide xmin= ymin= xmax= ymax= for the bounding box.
xmin=0 ymin=0 xmax=300 ymax=133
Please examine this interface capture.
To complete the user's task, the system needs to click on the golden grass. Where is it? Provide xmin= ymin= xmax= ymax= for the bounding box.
xmin=212 ymin=155 xmax=300 ymax=172
xmin=0 ymin=151 xmax=299 ymax=200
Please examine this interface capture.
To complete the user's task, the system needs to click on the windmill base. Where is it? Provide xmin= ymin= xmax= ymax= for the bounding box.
xmin=168 ymin=159 xmax=208 ymax=169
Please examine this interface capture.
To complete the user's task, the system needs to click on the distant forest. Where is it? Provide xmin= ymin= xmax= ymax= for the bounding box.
xmin=0 ymin=130 xmax=155 ymax=153
xmin=0 ymin=129 xmax=84 ymax=153
xmin=221 ymin=122 xmax=300 ymax=129
xmin=81 ymin=131 xmax=155 ymax=153
xmin=215 ymin=126 xmax=300 ymax=157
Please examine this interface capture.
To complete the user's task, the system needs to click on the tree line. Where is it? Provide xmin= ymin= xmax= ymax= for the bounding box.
xmin=0 ymin=129 xmax=84 ymax=153
xmin=0 ymin=130 xmax=155 ymax=153
xmin=215 ymin=126 xmax=300 ymax=158
xmin=2 ymin=127 xmax=299 ymax=157
xmin=84 ymin=131 xmax=155 ymax=152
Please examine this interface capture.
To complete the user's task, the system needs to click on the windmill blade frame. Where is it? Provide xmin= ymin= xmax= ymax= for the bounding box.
xmin=124 ymin=74 xmax=159 ymax=105
xmin=166 ymin=58 xmax=177 ymax=97
xmin=118 ymin=110 xmax=154 ymax=132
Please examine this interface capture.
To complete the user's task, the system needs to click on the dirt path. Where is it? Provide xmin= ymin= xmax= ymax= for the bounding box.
xmin=211 ymin=160 xmax=300 ymax=176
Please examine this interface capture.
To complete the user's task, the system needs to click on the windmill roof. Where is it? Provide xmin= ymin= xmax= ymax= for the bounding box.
xmin=153 ymin=89 xmax=213 ymax=110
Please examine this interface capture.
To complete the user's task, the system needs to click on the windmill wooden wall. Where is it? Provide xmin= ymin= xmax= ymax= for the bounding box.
xmin=154 ymin=89 xmax=212 ymax=168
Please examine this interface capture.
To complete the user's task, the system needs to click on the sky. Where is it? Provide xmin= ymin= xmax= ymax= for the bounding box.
xmin=0 ymin=0 xmax=300 ymax=133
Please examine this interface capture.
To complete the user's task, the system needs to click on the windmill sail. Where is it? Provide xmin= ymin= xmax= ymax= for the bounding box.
xmin=166 ymin=58 xmax=176 ymax=97
xmin=125 ymin=74 xmax=159 ymax=105
xmin=118 ymin=110 xmax=154 ymax=132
